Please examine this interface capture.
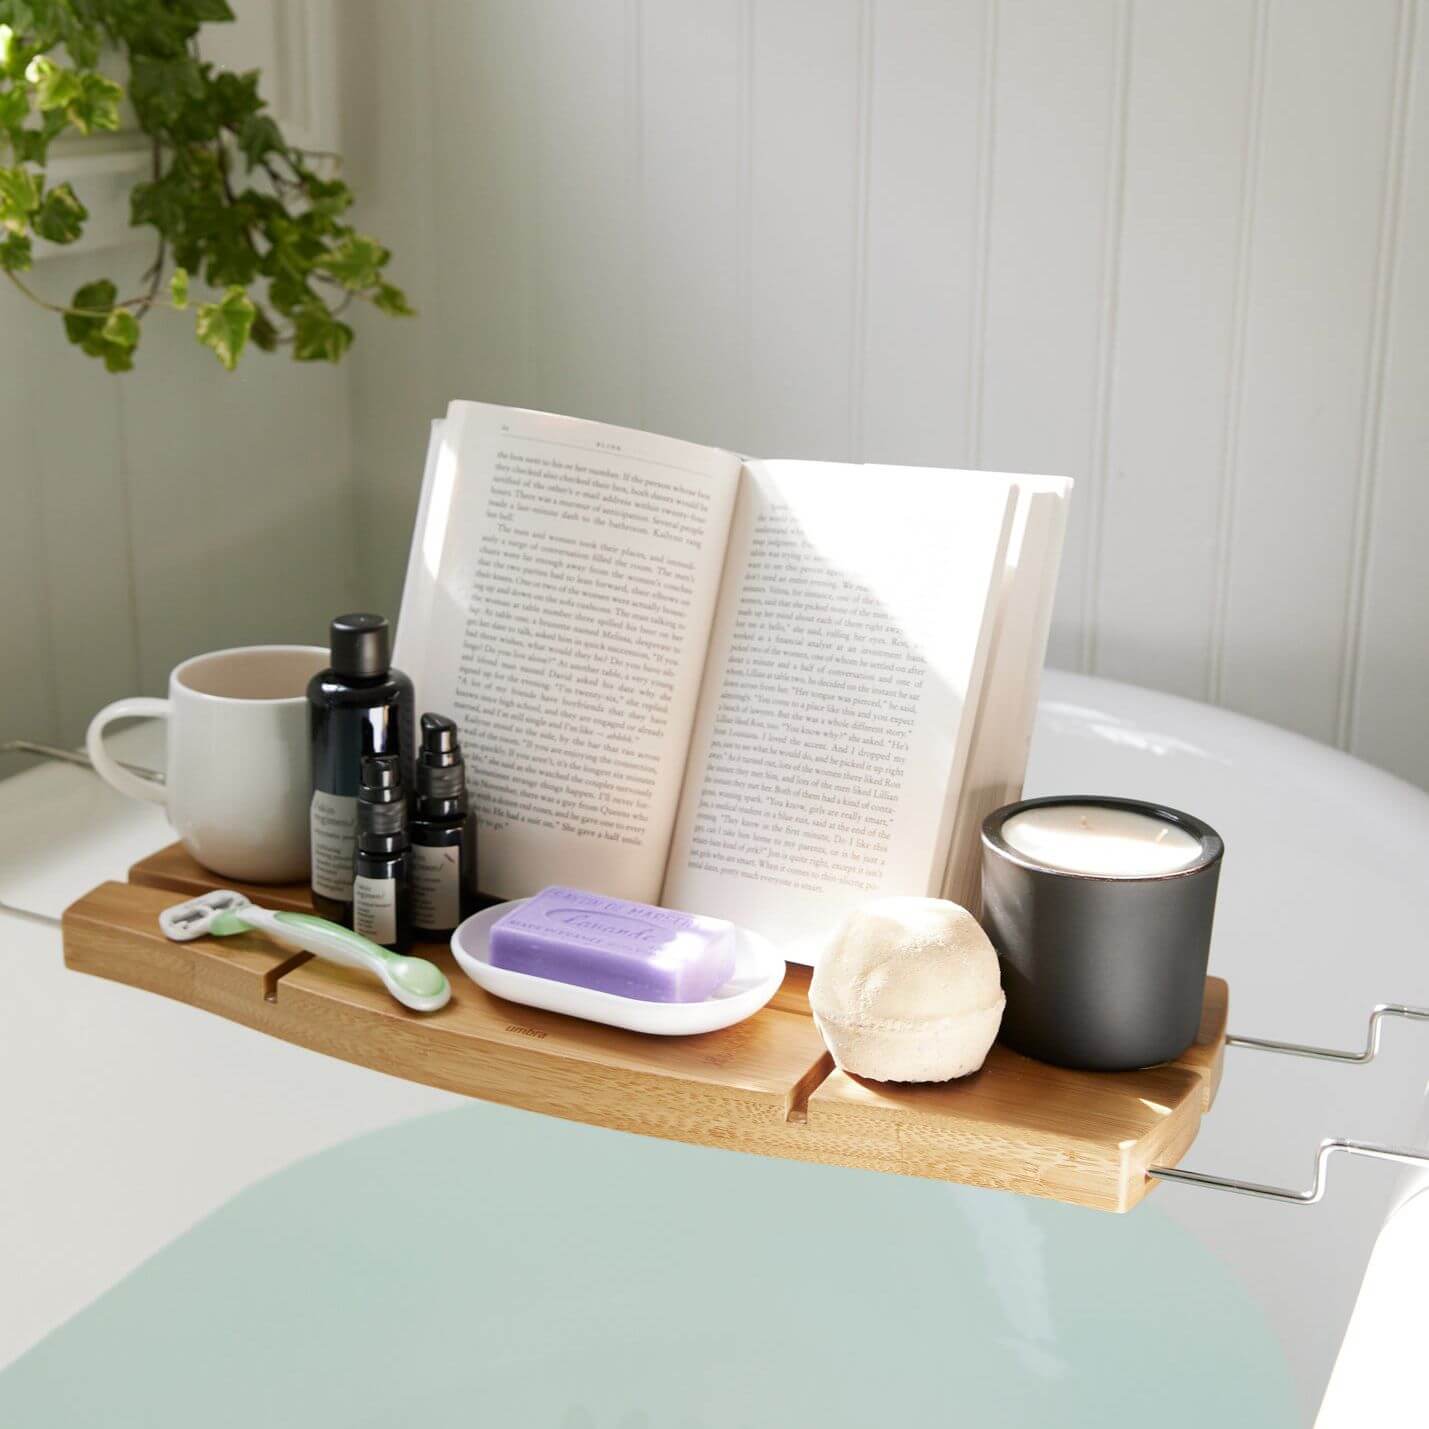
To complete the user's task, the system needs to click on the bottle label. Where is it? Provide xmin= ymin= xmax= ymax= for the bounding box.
xmin=353 ymin=875 xmax=397 ymax=946
xmin=310 ymin=791 xmax=357 ymax=901
xmin=412 ymin=842 xmax=461 ymax=930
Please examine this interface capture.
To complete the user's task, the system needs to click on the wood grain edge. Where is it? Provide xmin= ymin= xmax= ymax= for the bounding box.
xmin=61 ymin=881 xmax=313 ymax=1026
xmin=62 ymin=888 xmax=195 ymax=1004
xmin=64 ymin=881 xmax=837 ymax=1170
xmin=63 ymin=874 xmax=1227 ymax=1213
xmin=802 ymin=1069 xmax=1204 ymax=1213
xmin=271 ymin=972 xmax=825 ymax=1162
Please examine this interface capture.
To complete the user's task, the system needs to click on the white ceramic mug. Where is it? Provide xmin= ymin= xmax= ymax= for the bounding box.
xmin=86 ymin=645 xmax=328 ymax=883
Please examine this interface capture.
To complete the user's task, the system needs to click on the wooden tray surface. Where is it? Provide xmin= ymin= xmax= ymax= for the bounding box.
xmin=57 ymin=844 xmax=1229 ymax=1213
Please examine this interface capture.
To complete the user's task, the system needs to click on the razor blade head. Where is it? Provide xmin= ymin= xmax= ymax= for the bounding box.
xmin=159 ymin=889 xmax=254 ymax=941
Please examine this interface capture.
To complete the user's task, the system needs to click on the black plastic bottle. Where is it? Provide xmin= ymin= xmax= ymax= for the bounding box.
xmin=307 ymin=614 xmax=415 ymax=925
xmin=353 ymin=755 xmax=411 ymax=953
xmin=410 ymin=714 xmax=476 ymax=937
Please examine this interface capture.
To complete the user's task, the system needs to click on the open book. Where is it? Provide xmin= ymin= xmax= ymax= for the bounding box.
xmin=396 ymin=401 xmax=1070 ymax=962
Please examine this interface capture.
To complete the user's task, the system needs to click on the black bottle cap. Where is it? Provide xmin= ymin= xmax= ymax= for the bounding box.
xmin=421 ymin=712 xmax=459 ymax=759
xmin=417 ymin=713 xmax=466 ymax=804
xmin=329 ymin=613 xmax=391 ymax=679
xmin=357 ymin=754 xmax=408 ymax=848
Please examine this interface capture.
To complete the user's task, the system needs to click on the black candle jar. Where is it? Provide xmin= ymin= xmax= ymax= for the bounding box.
xmin=980 ymin=796 xmax=1224 ymax=1072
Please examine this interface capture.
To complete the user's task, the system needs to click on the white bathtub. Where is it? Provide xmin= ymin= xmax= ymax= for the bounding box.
xmin=1028 ymin=671 xmax=1429 ymax=1418
xmin=3 ymin=670 xmax=1426 ymax=1422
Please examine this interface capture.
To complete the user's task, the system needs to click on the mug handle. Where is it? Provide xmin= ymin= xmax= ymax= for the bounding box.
xmin=85 ymin=697 xmax=170 ymax=806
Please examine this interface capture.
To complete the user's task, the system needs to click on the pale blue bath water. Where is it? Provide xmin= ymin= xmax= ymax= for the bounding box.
xmin=0 ymin=1101 xmax=1295 ymax=1427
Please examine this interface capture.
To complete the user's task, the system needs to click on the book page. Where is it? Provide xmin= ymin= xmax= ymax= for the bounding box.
xmin=661 ymin=460 xmax=1014 ymax=960
xmin=395 ymin=401 xmax=741 ymax=903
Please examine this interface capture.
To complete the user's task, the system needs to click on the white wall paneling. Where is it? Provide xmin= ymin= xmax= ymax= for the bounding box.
xmin=6 ymin=0 xmax=1428 ymax=794
xmin=639 ymin=0 xmax=746 ymax=450
xmin=1094 ymin=0 xmax=1260 ymax=700
xmin=336 ymin=0 xmax=1429 ymax=790
xmin=976 ymin=0 xmax=1126 ymax=671
xmin=745 ymin=0 xmax=863 ymax=460
xmin=1216 ymin=0 xmax=1408 ymax=747
xmin=860 ymin=0 xmax=989 ymax=470
xmin=1352 ymin=2 xmax=1428 ymax=786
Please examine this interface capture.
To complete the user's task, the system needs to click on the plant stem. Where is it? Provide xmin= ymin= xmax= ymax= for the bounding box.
xmin=5 ymin=267 xmax=172 ymax=320
xmin=5 ymin=267 xmax=74 ymax=315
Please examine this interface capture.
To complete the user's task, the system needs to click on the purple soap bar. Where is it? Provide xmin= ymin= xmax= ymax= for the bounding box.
xmin=490 ymin=887 xmax=737 ymax=1003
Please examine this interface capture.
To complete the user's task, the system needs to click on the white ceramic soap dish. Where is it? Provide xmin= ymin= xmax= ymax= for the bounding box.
xmin=450 ymin=899 xmax=786 ymax=1036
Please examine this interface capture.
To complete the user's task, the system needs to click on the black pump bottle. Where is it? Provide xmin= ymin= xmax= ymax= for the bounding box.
xmin=307 ymin=614 xmax=414 ymax=924
xmin=353 ymin=755 xmax=411 ymax=953
xmin=409 ymin=714 xmax=476 ymax=936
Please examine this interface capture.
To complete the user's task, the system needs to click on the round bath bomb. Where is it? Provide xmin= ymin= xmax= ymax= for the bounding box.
xmin=810 ymin=897 xmax=1005 ymax=1083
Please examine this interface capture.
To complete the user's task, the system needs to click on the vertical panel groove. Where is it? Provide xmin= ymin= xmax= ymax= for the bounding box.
xmin=515 ymin=9 xmax=533 ymax=400
xmin=848 ymin=0 xmax=875 ymax=460
xmin=627 ymin=0 xmax=648 ymax=429
xmin=19 ymin=347 xmax=62 ymax=737
xmin=735 ymin=0 xmax=755 ymax=441
xmin=1083 ymin=0 xmax=1135 ymax=674
xmin=966 ymin=0 xmax=999 ymax=467
xmin=1208 ymin=0 xmax=1272 ymax=705
xmin=1338 ymin=0 xmax=1419 ymax=749
xmin=113 ymin=387 xmax=144 ymax=692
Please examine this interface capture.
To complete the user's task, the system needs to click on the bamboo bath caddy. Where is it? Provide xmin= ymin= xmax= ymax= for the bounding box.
xmin=61 ymin=843 xmax=1230 ymax=1213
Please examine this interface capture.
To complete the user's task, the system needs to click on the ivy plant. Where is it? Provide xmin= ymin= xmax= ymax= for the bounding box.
xmin=0 ymin=0 xmax=410 ymax=372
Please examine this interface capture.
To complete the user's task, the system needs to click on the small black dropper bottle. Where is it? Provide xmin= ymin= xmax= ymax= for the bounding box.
xmin=410 ymin=714 xmax=476 ymax=936
xmin=353 ymin=754 xmax=411 ymax=953
xmin=307 ymin=613 xmax=415 ymax=925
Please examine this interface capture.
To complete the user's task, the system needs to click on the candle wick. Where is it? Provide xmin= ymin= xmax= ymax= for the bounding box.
xmin=1154 ymin=829 xmax=1168 ymax=844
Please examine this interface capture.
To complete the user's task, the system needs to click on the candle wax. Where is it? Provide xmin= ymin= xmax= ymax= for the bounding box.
xmin=1000 ymin=804 xmax=1203 ymax=877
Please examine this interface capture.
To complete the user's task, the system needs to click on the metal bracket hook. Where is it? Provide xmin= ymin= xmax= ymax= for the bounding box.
xmin=1226 ymin=1003 xmax=1429 ymax=1064
xmin=1148 ymin=1002 xmax=1429 ymax=1203
xmin=1150 ymin=1138 xmax=1429 ymax=1205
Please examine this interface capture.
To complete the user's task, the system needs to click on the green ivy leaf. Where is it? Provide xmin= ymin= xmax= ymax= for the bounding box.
xmin=304 ymin=175 xmax=352 ymax=220
xmin=0 ymin=83 xmax=28 ymax=130
xmin=96 ymin=309 xmax=140 ymax=371
xmin=203 ymin=225 xmax=261 ymax=288
xmin=267 ymin=268 xmax=312 ymax=317
xmin=9 ymin=110 xmax=64 ymax=165
xmin=62 ymin=26 xmax=103 ymax=74
xmin=128 ymin=54 xmax=206 ymax=135
xmin=248 ymin=303 xmax=279 ymax=351
xmin=293 ymin=304 xmax=354 ymax=363
xmin=313 ymin=234 xmax=388 ymax=292
xmin=209 ymin=69 xmax=261 ymax=129
xmin=24 ymin=55 xmax=81 ymax=113
xmin=67 ymin=71 xmax=122 ymax=135
xmin=183 ymin=0 xmax=238 ymax=23
xmin=0 ymin=163 xmax=39 ymax=230
xmin=169 ymin=266 xmax=189 ymax=310
xmin=237 ymin=112 xmax=283 ymax=169
xmin=33 ymin=180 xmax=85 ymax=242
xmin=129 ymin=160 xmax=198 ymax=236
xmin=62 ymin=279 xmax=140 ymax=370
xmin=0 ymin=230 xmax=31 ymax=271
xmin=372 ymin=281 xmax=414 ymax=317
xmin=195 ymin=285 xmax=255 ymax=370
xmin=63 ymin=278 xmax=117 ymax=346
